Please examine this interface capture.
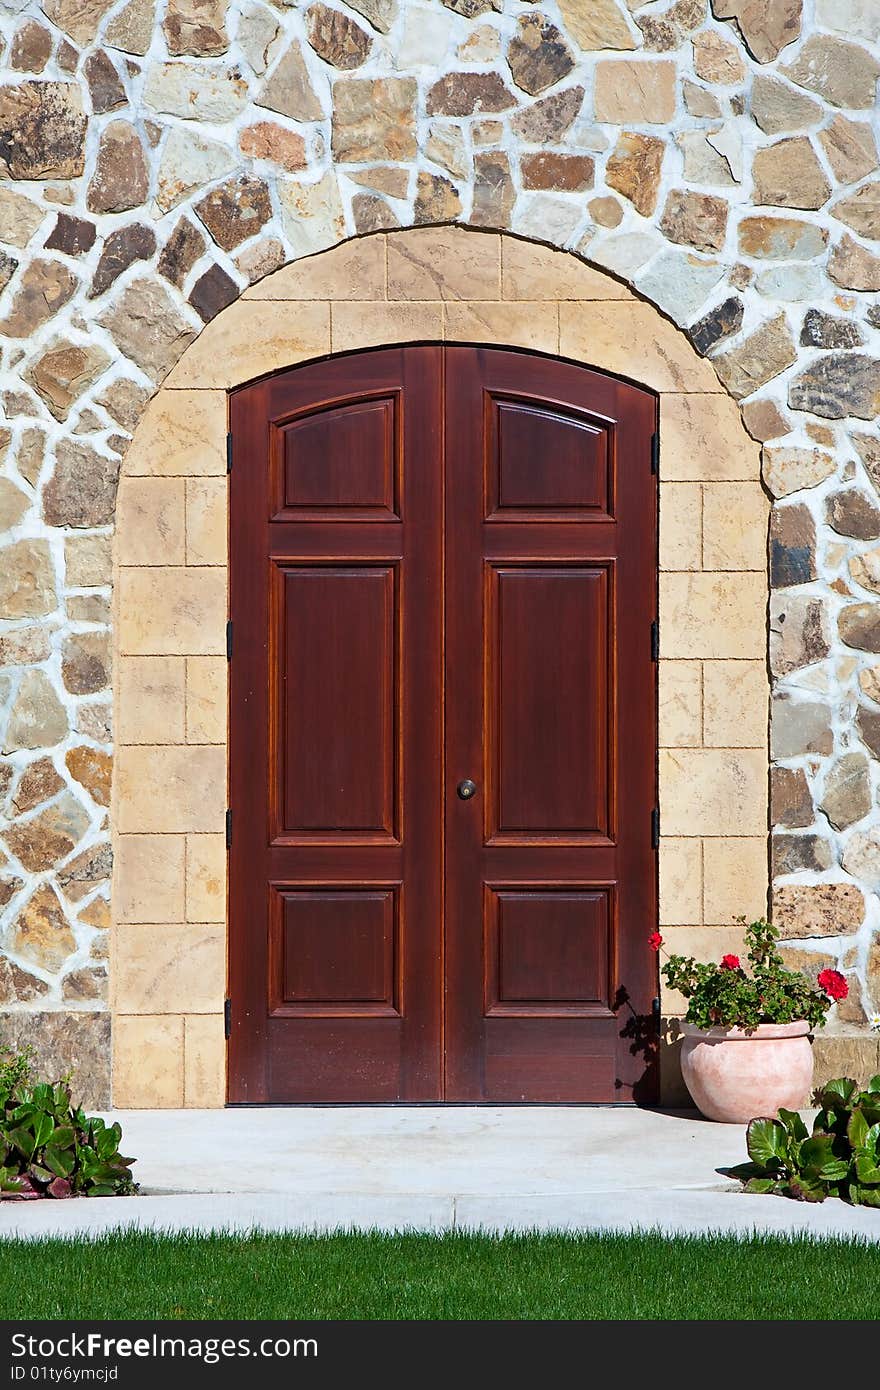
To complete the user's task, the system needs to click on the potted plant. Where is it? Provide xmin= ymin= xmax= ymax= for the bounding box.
xmin=651 ymin=918 xmax=847 ymax=1124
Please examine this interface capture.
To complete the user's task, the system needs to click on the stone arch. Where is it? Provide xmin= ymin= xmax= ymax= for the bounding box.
xmin=111 ymin=224 xmax=769 ymax=1107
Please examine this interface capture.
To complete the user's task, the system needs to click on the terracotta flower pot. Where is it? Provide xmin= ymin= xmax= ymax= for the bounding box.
xmin=680 ymin=1021 xmax=814 ymax=1124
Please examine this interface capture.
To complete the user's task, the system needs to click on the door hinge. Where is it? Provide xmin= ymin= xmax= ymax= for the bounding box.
xmin=226 ymin=619 xmax=233 ymax=660
xmin=650 ymin=432 xmax=659 ymax=474
xmin=651 ymin=619 xmax=659 ymax=661
xmin=652 ymin=996 xmax=661 ymax=1029
xmin=225 ymin=808 xmax=232 ymax=849
xmin=224 ymin=997 xmax=232 ymax=1040
xmin=226 ymin=432 xmax=233 ymax=474
xmin=651 ymin=807 xmax=660 ymax=849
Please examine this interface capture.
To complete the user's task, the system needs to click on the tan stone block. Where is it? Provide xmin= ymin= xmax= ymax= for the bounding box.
xmin=702 ymin=482 xmax=768 ymax=571
xmin=244 ymin=236 xmax=386 ymax=300
xmin=702 ymin=838 xmax=769 ymax=923
xmin=114 ymin=834 xmax=185 ymax=924
xmin=116 ymin=924 xmax=225 ymax=1014
xmin=660 ymin=395 xmax=760 ymax=481
xmin=185 ymin=477 xmax=226 ymax=566
xmin=331 ymin=301 xmax=443 ymax=352
xmin=660 ymin=749 xmax=767 ymax=835
xmin=117 ymin=656 xmax=186 ymax=744
xmin=117 ymin=568 xmax=226 ymax=655
xmin=811 ymin=1034 xmax=880 ymax=1091
xmin=386 ymin=226 xmax=499 ymax=301
xmin=116 ymin=478 xmax=185 ymax=566
xmin=559 ymin=303 xmax=721 ymax=392
xmin=502 ymin=237 xmax=633 ymax=300
xmin=659 ymin=660 xmax=701 ymax=749
xmin=660 ymin=482 xmax=701 ymax=571
xmin=166 ymin=302 xmax=330 ymax=388
xmin=660 ymin=573 xmax=766 ymax=659
xmin=593 ymin=60 xmax=676 ymax=124
xmin=65 ymin=534 xmax=112 ymax=587
xmin=186 ymin=834 xmax=225 ymax=923
xmin=125 ymin=390 xmax=227 ymax=476
xmin=659 ymin=924 xmax=750 ymax=1015
xmin=186 ymin=656 xmax=226 ymax=743
xmin=702 ymin=661 xmax=768 ymax=749
xmin=117 ymin=746 xmax=226 ymax=832
xmin=659 ymin=837 xmax=702 ymax=926
xmin=113 ymin=1014 xmax=184 ymax=1108
xmin=184 ymin=1014 xmax=226 ymax=1106
xmin=443 ymin=302 xmax=559 ymax=354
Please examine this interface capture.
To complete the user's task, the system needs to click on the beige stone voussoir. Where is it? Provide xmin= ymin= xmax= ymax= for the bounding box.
xmin=504 ymin=239 xmax=633 ymax=300
xmin=117 ymin=568 xmax=226 ymax=656
xmin=387 ymin=227 xmax=500 ymax=302
xmin=331 ymin=301 xmax=443 ymax=352
xmin=113 ymin=1015 xmax=184 ymax=1108
xmin=659 ymin=395 xmax=761 ymax=482
xmin=560 ymin=303 xmax=723 ymax=392
xmin=184 ymin=1014 xmax=226 ymax=1106
xmin=443 ymin=302 xmax=559 ymax=354
xmin=244 ymin=237 xmax=387 ymax=301
xmin=166 ymin=302 xmax=331 ymax=389
xmin=115 ymin=924 xmax=225 ymax=1014
xmin=124 ymin=390 xmax=227 ymax=476
xmin=116 ymin=745 xmax=226 ymax=833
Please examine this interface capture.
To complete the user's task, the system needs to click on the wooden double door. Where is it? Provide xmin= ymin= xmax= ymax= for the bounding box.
xmin=228 ymin=345 xmax=658 ymax=1104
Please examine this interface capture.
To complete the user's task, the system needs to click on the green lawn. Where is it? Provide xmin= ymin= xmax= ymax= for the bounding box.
xmin=0 ymin=1228 xmax=878 ymax=1319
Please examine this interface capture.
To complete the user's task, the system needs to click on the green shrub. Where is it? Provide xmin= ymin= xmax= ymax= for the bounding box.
xmin=0 ymin=1047 xmax=137 ymax=1200
xmin=728 ymin=1075 xmax=880 ymax=1206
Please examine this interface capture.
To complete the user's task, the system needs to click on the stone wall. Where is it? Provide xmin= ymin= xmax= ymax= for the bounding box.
xmin=0 ymin=0 xmax=879 ymax=1102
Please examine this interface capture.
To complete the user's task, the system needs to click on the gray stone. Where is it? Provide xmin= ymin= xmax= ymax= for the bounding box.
xmin=87 ymin=121 xmax=149 ymax=214
xmin=772 ymin=833 xmax=834 ymax=875
xmin=156 ymin=128 xmax=238 ymax=214
xmin=771 ymin=765 xmax=814 ymax=828
xmin=347 ymin=0 xmax=396 ymax=31
xmin=42 ymin=440 xmax=120 ymax=528
xmin=800 ymin=309 xmax=864 ymax=350
xmin=237 ymin=3 xmax=281 ymax=75
xmin=256 ymin=42 xmax=324 ymax=122
xmin=788 ymin=354 xmax=880 ymax=421
xmin=839 ymin=603 xmax=880 ymax=653
xmin=826 ymin=489 xmax=880 ymax=541
xmin=511 ymin=86 xmax=584 ymax=143
xmin=770 ymin=593 xmax=830 ymax=675
xmin=89 ymin=225 xmax=157 ymax=299
xmin=3 ymin=671 xmax=67 ymax=752
xmin=842 ymin=828 xmax=880 ymax=893
xmin=98 ymin=278 xmax=197 ymax=383
xmin=770 ymin=694 xmax=833 ymax=757
xmin=738 ymin=215 xmax=827 ymax=261
xmin=750 ymin=74 xmax=822 ymax=134
xmin=781 ymin=34 xmax=880 ymax=109
xmin=688 ymin=297 xmax=744 ymax=356
xmin=770 ymin=503 xmax=815 ymax=587
xmin=0 ymin=81 xmax=87 ymax=179
xmin=762 ymin=446 xmax=834 ymax=498
xmin=0 ymin=1013 xmax=110 ymax=1109
xmin=820 ymin=753 xmax=872 ymax=831
xmin=635 ymin=250 xmax=724 ymax=327
xmin=714 ymin=314 xmax=798 ymax=399
xmin=507 ymin=13 xmax=574 ymax=97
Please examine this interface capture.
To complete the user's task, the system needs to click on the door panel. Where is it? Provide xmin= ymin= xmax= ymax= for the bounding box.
xmin=228 ymin=344 xmax=658 ymax=1104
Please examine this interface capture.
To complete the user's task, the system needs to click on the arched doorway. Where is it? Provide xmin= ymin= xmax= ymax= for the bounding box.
xmin=227 ymin=344 xmax=657 ymax=1104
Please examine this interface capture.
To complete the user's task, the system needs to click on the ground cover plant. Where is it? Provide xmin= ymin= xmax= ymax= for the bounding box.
xmin=0 ymin=1229 xmax=877 ymax=1320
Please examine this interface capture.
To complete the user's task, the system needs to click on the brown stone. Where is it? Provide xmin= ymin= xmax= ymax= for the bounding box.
xmin=239 ymin=122 xmax=307 ymax=173
xmin=771 ymin=765 xmax=814 ymax=829
xmin=56 ymin=842 xmax=112 ymax=901
xmin=0 ymin=1013 xmax=110 ymax=1109
xmin=11 ymin=757 xmax=64 ymax=815
xmin=832 ymin=182 xmax=880 ymax=242
xmin=692 ymin=29 xmax=746 ymax=84
xmin=0 ymin=959 xmax=49 ymax=1005
xmin=350 ymin=166 xmax=410 ymax=198
xmin=851 ymin=547 xmax=880 ymax=596
xmin=714 ymin=314 xmax=798 ymax=399
xmin=43 ymin=439 xmax=120 ymax=529
xmin=0 ymin=627 xmax=52 ymax=668
xmin=195 ymin=175 xmax=272 ymax=252
xmin=660 ymin=188 xmax=728 ymax=253
xmin=683 ymin=79 xmax=721 ymax=118
xmin=61 ymin=967 xmax=108 ymax=1003
xmin=819 ymin=115 xmax=879 ymax=185
xmin=4 ymin=672 xmax=67 ymax=753
xmin=45 ymin=213 xmax=97 ymax=257
xmin=712 ymin=0 xmax=802 ymax=63
xmin=11 ymin=21 xmax=53 ymax=73
xmin=0 ymin=875 xmax=23 ymax=910
xmin=65 ymin=746 xmax=112 ymax=807
xmin=56 ymin=41 xmax=78 ymax=72
xmin=788 ymin=354 xmax=880 ymax=422
xmin=781 ymin=35 xmax=880 ymax=110
xmin=157 ymin=218 xmax=206 ymax=289
xmin=774 ymin=883 xmax=865 ymax=938
xmin=511 ymin=86 xmax=583 ymax=143
xmin=0 ymin=83 xmax=87 ymax=180
xmin=98 ymin=278 xmax=197 ymax=383
xmin=593 ymin=59 xmax=676 ymax=123
xmin=189 ymin=264 xmax=238 ymax=322
xmin=163 ymin=0 xmax=229 ymax=56
xmin=235 ymin=237 xmax=286 ymax=284
xmin=333 ymin=77 xmax=418 ymax=161
xmin=89 ymin=224 xmax=157 ymax=300
xmin=800 ymin=309 xmax=864 ymax=350
xmin=737 ymin=215 xmax=827 ymax=260
xmin=0 ymin=259 xmax=78 ymax=339
xmin=605 ymin=132 xmax=665 ymax=217
xmin=772 ymin=833 xmax=834 ymax=875
xmin=0 ymin=540 xmax=56 ymax=620
xmin=589 ymin=197 xmax=623 ymax=229
xmin=87 ymin=122 xmax=149 ymax=214
xmin=256 ymin=42 xmax=324 ymax=122
xmin=507 ymin=13 xmax=574 ymax=97
xmin=413 ymin=172 xmax=461 ymax=224
xmin=520 ymin=152 xmax=594 ymax=192
xmin=61 ymin=632 xmax=111 ymax=695
xmin=749 ymin=74 xmax=822 ymax=135
xmin=9 ymin=885 xmax=76 ymax=974
xmin=769 ymin=594 xmax=830 ymax=676
xmin=752 ymin=137 xmax=831 ymax=211
xmin=84 ymin=50 xmax=126 ymax=112
xmin=348 ymin=0 xmax=396 ymax=31
xmin=689 ymin=297 xmax=744 ymax=356
xmin=352 ymin=194 xmax=400 ymax=233
xmin=742 ymin=398 xmax=789 ymax=442
xmin=426 ymin=72 xmax=515 ymax=117
xmin=306 ymin=3 xmax=372 ymax=68
xmin=3 ymin=793 xmax=89 ymax=874
xmin=827 ymin=489 xmax=880 ymax=540
xmin=442 ymin=0 xmax=498 ymax=14
xmin=828 ymin=235 xmax=880 ymax=292
xmin=852 ymin=433 xmax=880 ymax=491
xmin=41 ymin=0 xmax=113 ymax=45
xmin=25 ymin=340 xmax=111 ymax=421
xmin=471 ymin=151 xmax=515 ymax=229
xmin=840 ymin=602 xmax=880 ymax=652
xmin=769 ymin=503 xmax=815 ymax=588
xmin=761 ymin=446 xmax=834 ymax=498
xmin=95 ymin=379 xmax=151 ymax=433
xmin=819 ymin=753 xmax=872 ymax=830
xmin=78 ymin=897 xmax=110 ymax=932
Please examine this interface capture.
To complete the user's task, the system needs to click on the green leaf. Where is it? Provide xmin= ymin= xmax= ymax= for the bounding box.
xmin=43 ymin=1145 xmax=74 ymax=1179
xmin=848 ymin=1108 xmax=870 ymax=1150
xmin=787 ymin=1176 xmax=826 ymax=1203
xmin=865 ymin=1075 xmax=880 ymax=1094
xmin=744 ymin=1177 xmax=777 ymax=1195
xmin=777 ymin=1108 xmax=808 ymax=1143
xmin=814 ymin=1077 xmax=858 ymax=1110
xmin=854 ymin=1154 xmax=880 ymax=1185
xmin=746 ymin=1117 xmax=788 ymax=1170
xmin=31 ymin=1112 xmax=54 ymax=1150
xmin=6 ymin=1125 xmax=35 ymax=1161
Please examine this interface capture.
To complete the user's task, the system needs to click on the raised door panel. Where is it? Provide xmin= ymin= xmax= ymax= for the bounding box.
xmin=270 ymin=885 xmax=399 ymax=1017
xmin=484 ymin=885 xmax=614 ymax=1015
xmin=487 ymin=396 xmax=613 ymax=521
xmin=273 ymin=394 xmax=399 ymax=521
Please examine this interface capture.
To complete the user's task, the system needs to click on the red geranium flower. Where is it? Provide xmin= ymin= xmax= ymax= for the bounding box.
xmin=817 ymin=968 xmax=848 ymax=1001
xmin=648 ymin=932 xmax=663 ymax=953
xmin=720 ymin=954 xmax=740 ymax=971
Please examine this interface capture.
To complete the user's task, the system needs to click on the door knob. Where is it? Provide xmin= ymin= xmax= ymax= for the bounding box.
xmin=457 ymin=779 xmax=477 ymax=800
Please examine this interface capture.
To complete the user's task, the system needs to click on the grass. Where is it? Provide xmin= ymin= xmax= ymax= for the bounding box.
xmin=0 ymin=1228 xmax=878 ymax=1320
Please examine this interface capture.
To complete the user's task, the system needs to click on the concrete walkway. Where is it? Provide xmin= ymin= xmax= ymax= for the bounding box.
xmin=2 ymin=1107 xmax=879 ymax=1241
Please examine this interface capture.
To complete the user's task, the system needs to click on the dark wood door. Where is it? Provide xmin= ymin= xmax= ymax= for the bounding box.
xmin=228 ymin=345 xmax=657 ymax=1104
